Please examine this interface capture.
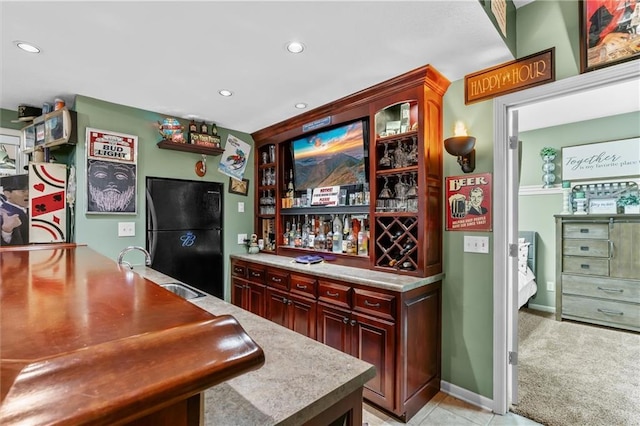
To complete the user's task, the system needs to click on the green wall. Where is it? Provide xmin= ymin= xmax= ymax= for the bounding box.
xmin=518 ymin=112 xmax=640 ymax=309
xmin=441 ymin=0 xmax=588 ymax=398
xmin=72 ymin=96 xmax=255 ymax=299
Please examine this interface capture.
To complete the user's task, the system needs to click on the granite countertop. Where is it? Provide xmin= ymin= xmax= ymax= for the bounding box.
xmin=134 ymin=267 xmax=376 ymax=426
xmin=231 ymin=253 xmax=445 ymax=292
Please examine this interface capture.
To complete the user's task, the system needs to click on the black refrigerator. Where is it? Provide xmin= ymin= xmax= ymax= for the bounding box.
xmin=146 ymin=177 xmax=223 ymax=299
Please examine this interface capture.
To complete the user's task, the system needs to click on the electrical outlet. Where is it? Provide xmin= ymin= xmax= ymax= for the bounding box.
xmin=463 ymin=236 xmax=489 ymax=253
xmin=238 ymin=233 xmax=248 ymax=244
xmin=547 ymin=281 xmax=555 ymax=292
xmin=118 ymin=222 xmax=135 ymax=237
xmin=238 ymin=201 xmax=245 ymax=213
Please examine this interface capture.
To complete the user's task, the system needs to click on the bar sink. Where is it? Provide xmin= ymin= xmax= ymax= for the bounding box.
xmin=160 ymin=283 xmax=206 ymax=300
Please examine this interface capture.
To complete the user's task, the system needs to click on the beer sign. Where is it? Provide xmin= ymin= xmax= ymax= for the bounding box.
xmin=446 ymin=173 xmax=492 ymax=232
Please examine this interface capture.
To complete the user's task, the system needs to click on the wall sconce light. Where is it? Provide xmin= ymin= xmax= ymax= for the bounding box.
xmin=444 ymin=121 xmax=476 ymax=173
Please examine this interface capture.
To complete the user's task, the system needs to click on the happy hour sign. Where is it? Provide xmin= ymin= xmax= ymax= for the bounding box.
xmin=561 ymin=138 xmax=640 ymax=181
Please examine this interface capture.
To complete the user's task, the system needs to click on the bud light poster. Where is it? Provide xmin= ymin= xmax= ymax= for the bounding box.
xmin=446 ymin=172 xmax=492 ymax=231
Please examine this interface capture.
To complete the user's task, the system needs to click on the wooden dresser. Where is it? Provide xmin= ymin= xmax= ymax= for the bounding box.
xmin=555 ymin=215 xmax=640 ymax=332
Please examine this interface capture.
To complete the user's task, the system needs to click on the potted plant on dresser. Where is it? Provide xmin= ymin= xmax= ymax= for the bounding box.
xmin=618 ymin=194 xmax=640 ymax=214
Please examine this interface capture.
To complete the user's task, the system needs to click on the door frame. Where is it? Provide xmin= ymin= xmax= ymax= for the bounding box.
xmin=492 ymin=60 xmax=640 ymax=415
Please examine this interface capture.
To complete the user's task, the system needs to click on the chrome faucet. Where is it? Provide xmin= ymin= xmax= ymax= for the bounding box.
xmin=117 ymin=246 xmax=152 ymax=270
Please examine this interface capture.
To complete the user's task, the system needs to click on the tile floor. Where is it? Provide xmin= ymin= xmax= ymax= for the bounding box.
xmin=363 ymin=392 xmax=541 ymax=426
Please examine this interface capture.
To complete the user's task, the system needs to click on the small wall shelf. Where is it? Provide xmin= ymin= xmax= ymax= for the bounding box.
xmin=157 ymin=140 xmax=224 ymax=156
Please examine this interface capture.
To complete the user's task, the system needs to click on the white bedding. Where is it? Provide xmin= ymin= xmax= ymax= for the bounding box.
xmin=518 ymin=240 xmax=537 ymax=308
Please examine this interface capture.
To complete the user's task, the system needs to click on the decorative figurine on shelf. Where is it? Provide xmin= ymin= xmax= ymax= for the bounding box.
xmin=157 ymin=117 xmax=185 ymax=143
xmin=200 ymin=122 xmax=208 ymax=134
xmin=210 ymin=123 xmax=221 ymax=148
xmin=247 ymin=233 xmax=260 ymax=254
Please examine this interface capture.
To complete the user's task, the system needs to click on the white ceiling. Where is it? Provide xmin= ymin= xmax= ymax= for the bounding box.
xmin=1 ymin=0 xmax=521 ymax=135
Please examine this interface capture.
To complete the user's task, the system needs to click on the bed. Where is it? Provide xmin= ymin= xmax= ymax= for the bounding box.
xmin=518 ymin=231 xmax=538 ymax=308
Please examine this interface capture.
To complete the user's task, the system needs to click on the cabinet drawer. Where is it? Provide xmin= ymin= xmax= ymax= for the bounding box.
xmin=232 ymin=261 xmax=247 ymax=278
xmin=563 ymin=256 xmax=609 ymax=276
xmin=563 ymin=223 xmax=608 ymax=239
xmin=318 ymin=280 xmax=351 ymax=309
xmin=290 ymin=274 xmax=317 ymax=298
xmin=563 ymin=239 xmax=610 ymax=257
xmin=267 ymin=270 xmax=289 ymax=290
xmin=562 ymin=294 xmax=640 ymax=330
xmin=353 ymin=288 xmax=395 ymax=321
xmin=247 ymin=267 xmax=266 ymax=283
xmin=562 ymin=274 xmax=640 ymax=304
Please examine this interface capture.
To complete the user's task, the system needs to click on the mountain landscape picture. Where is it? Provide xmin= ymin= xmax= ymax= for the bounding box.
xmin=292 ymin=121 xmax=366 ymax=190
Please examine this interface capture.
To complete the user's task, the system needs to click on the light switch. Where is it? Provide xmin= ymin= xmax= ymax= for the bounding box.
xmin=118 ymin=222 xmax=135 ymax=237
xmin=464 ymin=236 xmax=489 ymax=253
xmin=238 ymin=233 xmax=248 ymax=244
xmin=238 ymin=201 xmax=245 ymax=212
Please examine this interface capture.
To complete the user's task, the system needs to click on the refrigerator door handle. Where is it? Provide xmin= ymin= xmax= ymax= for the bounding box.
xmin=146 ymin=189 xmax=158 ymax=260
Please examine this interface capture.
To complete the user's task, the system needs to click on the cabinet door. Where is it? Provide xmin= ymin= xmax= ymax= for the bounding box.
xmin=246 ymin=282 xmax=266 ymax=317
xmin=231 ymin=277 xmax=248 ymax=309
xmin=288 ymin=292 xmax=317 ymax=339
xmin=610 ymin=222 xmax=640 ymax=280
xmin=317 ymin=302 xmax=352 ymax=353
xmin=265 ymin=287 xmax=289 ymax=328
xmin=352 ymin=312 xmax=395 ymax=410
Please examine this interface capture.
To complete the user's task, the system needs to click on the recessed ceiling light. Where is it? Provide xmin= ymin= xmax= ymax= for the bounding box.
xmin=294 ymin=103 xmax=307 ymax=109
xmin=286 ymin=41 xmax=305 ymax=54
xmin=15 ymin=41 xmax=40 ymax=53
xmin=218 ymin=89 xmax=233 ymax=97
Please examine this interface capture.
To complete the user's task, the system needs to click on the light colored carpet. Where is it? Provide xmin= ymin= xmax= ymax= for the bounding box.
xmin=512 ymin=308 xmax=640 ymax=426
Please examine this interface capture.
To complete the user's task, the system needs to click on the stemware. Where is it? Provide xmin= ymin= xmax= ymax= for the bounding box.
xmin=378 ymin=176 xmax=393 ymax=199
xmin=379 ymin=143 xmax=391 ymax=167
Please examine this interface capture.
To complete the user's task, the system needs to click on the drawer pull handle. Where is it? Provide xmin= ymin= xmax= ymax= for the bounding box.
xmin=343 ymin=317 xmax=349 ymax=324
xmin=296 ymin=284 xmax=308 ymax=290
xmin=234 ymin=267 xmax=243 ymax=273
xmin=580 ymin=228 xmax=590 ymax=233
xmin=597 ymin=286 xmax=623 ymax=293
xmin=597 ymin=308 xmax=623 ymax=316
xmin=364 ymin=300 xmax=381 ymax=308
xmin=271 ymin=277 xmax=282 ymax=283
xmin=326 ymin=291 xmax=339 ymax=297
xmin=350 ymin=319 xmax=357 ymax=326
xmin=251 ymin=272 xmax=260 ymax=277
xmin=580 ymin=264 xmax=590 ymax=269
xmin=580 ymin=246 xmax=589 ymax=251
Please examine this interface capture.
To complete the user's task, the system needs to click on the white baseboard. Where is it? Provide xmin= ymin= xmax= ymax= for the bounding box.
xmin=527 ymin=303 xmax=555 ymax=314
xmin=440 ymin=380 xmax=494 ymax=412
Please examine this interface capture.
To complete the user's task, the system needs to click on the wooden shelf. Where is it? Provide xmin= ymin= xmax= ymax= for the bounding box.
xmin=157 ymin=140 xmax=224 ymax=156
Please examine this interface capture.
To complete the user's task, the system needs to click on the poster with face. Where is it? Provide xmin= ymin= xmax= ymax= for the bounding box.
xmin=445 ymin=172 xmax=492 ymax=231
xmin=86 ymin=128 xmax=138 ymax=214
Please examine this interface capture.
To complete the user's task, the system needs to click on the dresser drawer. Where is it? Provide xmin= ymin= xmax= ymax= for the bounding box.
xmin=563 ymin=256 xmax=609 ymax=276
xmin=353 ymin=288 xmax=395 ymax=321
xmin=231 ymin=261 xmax=247 ymax=278
xmin=562 ymin=294 xmax=640 ymax=330
xmin=266 ymin=269 xmax=289 ymax=290
xmin=563 ymin=239 xmax=610 ymax=257
xmin=290 ymin=274 xmax=317 ymax=298
xmin=562 ymin=274 xmax=640 ymax=304
xmin=318 ymin=280 xmax=351 ymax=309
xmin=563 ymin=223 xmax=608 ymax=239
xmin=247 ymin=266 xmax=266 ymax=283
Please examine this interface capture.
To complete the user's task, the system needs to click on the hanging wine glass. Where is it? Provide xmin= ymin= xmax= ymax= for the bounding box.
xmin=378 ymin=176 xmax=393 ymax=198
xmin=408 ymin=136 xmax=418 ymax=165
xmin=394 ymin=142 xmax=407 ymax=168
xmin=379 ymin=143 xmax=391 ymax=167
xmin=406 ymin=173 xmax=418 ymax=198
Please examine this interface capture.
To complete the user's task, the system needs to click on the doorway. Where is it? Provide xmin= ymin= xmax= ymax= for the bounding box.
xmin=491 ymin=60 xmax=640 ymax=414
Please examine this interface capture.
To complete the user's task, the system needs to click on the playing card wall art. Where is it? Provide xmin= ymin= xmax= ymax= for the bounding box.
xmin=86 ymin=128 xmax=138 ymax=214
xmin=29 ymin=162 xmax=67 ymax=243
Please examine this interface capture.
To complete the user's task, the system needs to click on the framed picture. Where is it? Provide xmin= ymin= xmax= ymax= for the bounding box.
xmin=229 ymin=177 xmax=249 ymax=196
xmin=561 ymin=138 xmax=640 ymax=181
xmin=445 ymin=172 xmax=492 ymax=232
xmin=86 ymin=128 xmax=138 ymax=214
xmin=580 ymin=0 xmax=640 ymax=73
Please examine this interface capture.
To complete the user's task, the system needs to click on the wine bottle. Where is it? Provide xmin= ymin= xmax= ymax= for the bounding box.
xmin=332 ymin=214 xmax=342 ymax=253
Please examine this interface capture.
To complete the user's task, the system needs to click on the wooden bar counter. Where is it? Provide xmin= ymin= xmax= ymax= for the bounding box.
xmin=0 ymin=244 xmax=264 ymax=425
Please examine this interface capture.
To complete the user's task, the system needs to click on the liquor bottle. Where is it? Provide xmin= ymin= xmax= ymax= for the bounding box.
xmin=357 ymin=219 xmax=368 ymax=256
xmin=294 ymin=222 xmax=302 ymax=248
xmin=289 ymin=219 xmax=296 ymax=247
xmin=283 ymin=221 xmax=290 ymax=246
xmin=341 ymin=215 xmax=350 ymax=253
xmin=332 ymin=214 xmax=342 ymax=253
xmin=315 ymin=219 xmax=325 ymax=251
xmin=302 ymin=215 xmax=310 ymax=248
xmin=189 ymin=120 xmax=198 ymax=134
xmin=325 ymin=219 xmax=333 ymax=252
xmin=287 ymin=170 xmax=295 ymax=201
xmin=200 ymin=122 xmax=208 ymax=134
